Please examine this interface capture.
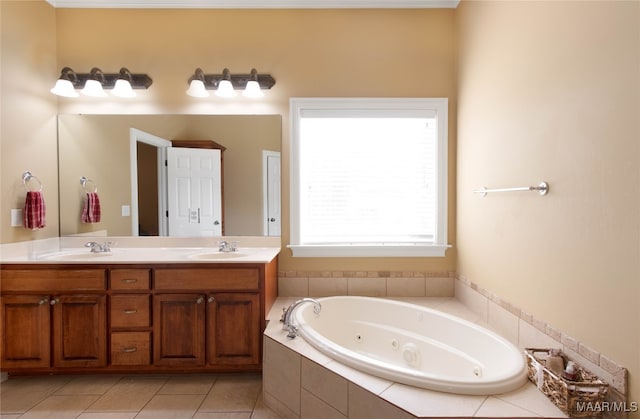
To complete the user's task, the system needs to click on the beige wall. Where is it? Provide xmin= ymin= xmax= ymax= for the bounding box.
xmin=457 ymin=0 xmax=639 ymax=406
xmin=0 ymin=1 xmax=58 ymax=243
xmin=53 ymin=7 xmax=459 ymax=273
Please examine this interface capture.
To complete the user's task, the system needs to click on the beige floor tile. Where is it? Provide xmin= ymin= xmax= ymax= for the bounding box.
xmin=76 ymin=414 xmax=137 ymax=419
xmin=158 ymin=374 xmax=217 ymax=395
xmin=86 ymin=375 xmax=167 ymax=412
xmin=19 ymin=395 xmax=99 ymax=419
xmin=193 ymin=413 xmax=251 ymax=418
xmin=199 ymin=375 xmax=261 ymax=412
xmin=250 ymin=393 xmax=283 ymax=419
xmin=55 ymin=375 xmax=122 ymax=395
xmin=0 ymin=376 xmax=73 ymax=414
xmin=136 ymin=394 xmax=205 ymax=419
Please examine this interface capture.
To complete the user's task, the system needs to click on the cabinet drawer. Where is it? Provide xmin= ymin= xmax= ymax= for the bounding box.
xmin=110 ymin=332 xmax=150 ymax=366
xmin=1 ymin=269 xmax=106 ymax=292
xmin=154 ymin=268 xmax=259 ymax=291
xmin=110 ymin=295 xmax=150 ymax=328
xmin=110 ymin=269 xmax=150 ymax=290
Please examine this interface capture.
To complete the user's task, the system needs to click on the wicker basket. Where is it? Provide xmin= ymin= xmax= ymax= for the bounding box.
xmin=524 ymin=348 xmax=608 ymax=417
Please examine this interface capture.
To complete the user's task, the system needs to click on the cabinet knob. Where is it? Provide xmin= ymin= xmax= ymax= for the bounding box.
xmin=39 ymin=297 xmax=49 ymax=305
xmin=207 ymin=296 xmax=215 ymax=303
xmin=196 ymin=297 xmax=204 ymax=304
xmin=50 ymin=298 xmax=59 ymax=305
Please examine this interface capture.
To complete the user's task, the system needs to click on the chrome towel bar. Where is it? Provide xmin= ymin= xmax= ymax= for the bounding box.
xmin=474 ymin=181 xmax=549 ymax=197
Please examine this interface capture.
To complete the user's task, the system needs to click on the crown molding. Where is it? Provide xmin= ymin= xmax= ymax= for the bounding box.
xmin=46 ymin=0 xmax=460 ymax=9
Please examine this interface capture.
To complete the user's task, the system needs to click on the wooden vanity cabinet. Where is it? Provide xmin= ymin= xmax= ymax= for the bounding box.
xmin=153 ymin=267 xmax=264 ymax=370
xmin=0 ymin=259 xmax=277 ymax=374
xmin=0 ymin=269 xmax=107 ymax=370
xmin=109 ymin=269 xmax=152 ymax=366
xmin=0 ymin=295 xmax=51 ymax=369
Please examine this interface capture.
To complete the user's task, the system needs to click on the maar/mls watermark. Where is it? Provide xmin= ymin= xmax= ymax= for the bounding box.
xmin=576 ymin=401 xmax=638 ymax=413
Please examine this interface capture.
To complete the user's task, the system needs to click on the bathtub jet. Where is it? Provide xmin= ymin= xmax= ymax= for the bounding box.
xmin=290 ymin=296 xmax=528 ymax=396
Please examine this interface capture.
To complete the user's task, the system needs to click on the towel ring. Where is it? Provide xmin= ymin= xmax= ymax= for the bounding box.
xmin=80 ymin=177 xmax=98 ymax=193
xmin=22 ymin=171 xmax=43 ymax=192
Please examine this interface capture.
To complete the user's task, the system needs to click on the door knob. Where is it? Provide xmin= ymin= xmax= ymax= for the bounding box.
xmin=213 ymin=220 xmax=220 ymax=225
xmin=270 ymin=218 xmax=276 ymax=222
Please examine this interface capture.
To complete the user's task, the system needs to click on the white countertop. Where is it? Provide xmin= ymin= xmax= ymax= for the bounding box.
xmin=0 ymin=236 xmax=281 ymax=264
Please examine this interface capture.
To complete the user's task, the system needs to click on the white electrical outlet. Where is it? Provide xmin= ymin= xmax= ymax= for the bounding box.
xmin=10 ymin=209 xmax=23 ymax=227
xmin=121 ymin=205 xmax=130 ymax=217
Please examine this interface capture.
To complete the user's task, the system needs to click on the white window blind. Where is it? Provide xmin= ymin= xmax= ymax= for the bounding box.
xmin=289 ymin=98 xmax=449 ymax=257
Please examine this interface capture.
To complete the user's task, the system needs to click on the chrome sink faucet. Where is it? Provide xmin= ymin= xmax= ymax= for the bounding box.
xmin=84 ymin=241 xmax=111 ymax=253
xmin=280 ymin=298 xmax=322 ymax=339
xmin=218 ymin=240 xmax=237 ymax=252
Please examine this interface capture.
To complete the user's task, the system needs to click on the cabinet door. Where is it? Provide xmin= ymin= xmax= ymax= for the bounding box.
xmin=207 ymin=293 xmax=260 ymax=366
xmin=153 ymin=294 xmax=205 ymax=366
xmin=52 ymin=294 xmax=107 ymax=368
xmin=0 ymin=295 xmax=51 ymax=369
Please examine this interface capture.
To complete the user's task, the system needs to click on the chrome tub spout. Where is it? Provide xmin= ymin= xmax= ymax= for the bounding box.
xmin=280 ymin=298 xmax=321 ymax=339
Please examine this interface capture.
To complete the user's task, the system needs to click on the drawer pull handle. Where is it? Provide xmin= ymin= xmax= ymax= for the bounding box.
xmin=50 ymin=298 xmax=59 ymax=305
xmin=123 ymin=309 xmax=138 ymax=314
xmin=39 ymin=297 xmax=49 ymax=305
xmin=196 ymin=297 xmax=204 ymax=304
xmin=208 ymin=296 xmax=215 ymax=303
xmin=122 ymin=347 xmax=138 ymax=353
xmin=121 ymin=279 xmax=138 ymax=284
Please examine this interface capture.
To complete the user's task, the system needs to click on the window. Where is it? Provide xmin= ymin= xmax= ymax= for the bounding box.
xmin=289 ymin=98 xmax=449 ymax=257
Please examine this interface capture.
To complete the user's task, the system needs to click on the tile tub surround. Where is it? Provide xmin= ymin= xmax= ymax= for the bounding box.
xmin=455 ymin=276 xmax=629 ymax=418
xmin=263 ymin=297 xmax=568 ymax=419
xmin=278 ymin=271 xmax=456 ymax=298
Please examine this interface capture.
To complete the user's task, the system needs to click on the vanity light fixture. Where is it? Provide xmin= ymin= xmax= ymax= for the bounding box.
xmin=186 ymin=68 xmax=209 ymax=98
xmin=243 ymin=68 xmax=264 ymax=98
xmin=50 ymin=67 xmax=80 ymax=97
xmin=81 ymin=67 xmax=108 ymax=97
xmin=215 ymin=68 xmax=237 ymax=98
xmin=111 ymin=68 xmax=137 ymax=98
xmin=50 ymin=67 xmax=153 ymax=98
xmin=186 ymin=68 xmax=275 ymax=98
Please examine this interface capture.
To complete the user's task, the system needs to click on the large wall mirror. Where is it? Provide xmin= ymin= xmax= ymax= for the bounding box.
xmin=58 ymin=114 xmax=281 ymax=237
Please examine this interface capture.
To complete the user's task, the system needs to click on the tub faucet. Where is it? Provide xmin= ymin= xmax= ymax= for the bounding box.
xmin=85 ymin=241 xmax=111 ymax=253
xmin=280 ymin=298 xmax=322 ymax=339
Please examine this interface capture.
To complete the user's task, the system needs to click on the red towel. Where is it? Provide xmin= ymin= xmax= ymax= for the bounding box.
xmin=82 ymin=192 xmax=101 ymax=223
xmin=23 ymin=191 xmax=46 ymax=230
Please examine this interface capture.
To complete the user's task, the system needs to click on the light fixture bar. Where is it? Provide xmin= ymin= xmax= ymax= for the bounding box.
xmin=187 ymin=68 xmax=275 ymax=92
xmin=53 ymin=67 xmax=153 ymax=91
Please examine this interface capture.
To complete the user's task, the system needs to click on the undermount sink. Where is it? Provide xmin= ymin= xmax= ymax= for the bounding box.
xmin=187 ymin=252 xmax=247 ymax=260
xmin=41 ymin=251 xmax=113 ymax=261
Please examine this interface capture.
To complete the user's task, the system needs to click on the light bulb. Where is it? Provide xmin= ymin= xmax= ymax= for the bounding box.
xmin=81 ymin=79 xmax=107 ymax=97
xmin=112 ymin=79 xmax=136 ymax=98
xmin=215 ymin=79 xmax=237 ymax=98
xmin=243 ymin=80 xmax=264 ymax=98
xmin=186 ymin=79 xmax=209 ymax=97
xmin=50 ymin=79 xmax=79 ymax=97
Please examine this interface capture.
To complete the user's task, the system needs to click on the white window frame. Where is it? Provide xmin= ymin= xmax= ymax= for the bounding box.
xmin=288 ymin=97 xmax=450 ymax=258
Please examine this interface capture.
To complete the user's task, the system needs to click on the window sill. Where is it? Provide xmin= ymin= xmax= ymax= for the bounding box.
xmin=287 ymin=244 xmax=451 ymax=258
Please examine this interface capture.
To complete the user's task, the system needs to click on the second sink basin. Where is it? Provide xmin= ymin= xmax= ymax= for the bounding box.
xmin=187 ymin=252 xmax=247 ymax=260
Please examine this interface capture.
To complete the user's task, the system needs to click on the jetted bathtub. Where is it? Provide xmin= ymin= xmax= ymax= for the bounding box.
xmin=293 ymin=296 xmax=527 ymax=395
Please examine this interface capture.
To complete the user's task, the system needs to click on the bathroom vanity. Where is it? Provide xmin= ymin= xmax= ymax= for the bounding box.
xmin=0 ymin=237 xmax=279 ymax=375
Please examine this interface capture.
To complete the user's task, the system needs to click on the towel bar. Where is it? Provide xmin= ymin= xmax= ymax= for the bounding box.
xmin=474 ymin=182 xmax=549 ymax=197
